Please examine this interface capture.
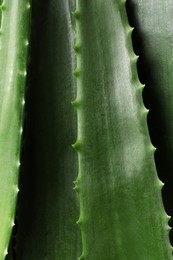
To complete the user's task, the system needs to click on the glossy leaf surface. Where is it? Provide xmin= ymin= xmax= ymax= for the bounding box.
xmin=0 ymin=1 xmax=30 ymax=258
xmin=16 ymin=0 xmax=81 ymax=259
xmin=74 ymin=0 xmax=172 ymax=259
xmin=128 ymin=0 xmax=173 ymax=232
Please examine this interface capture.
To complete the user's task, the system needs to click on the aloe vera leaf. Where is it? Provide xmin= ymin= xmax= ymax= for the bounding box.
xmin=73 ymin=0 xmax=172 ymax=259
xmin=0 ymin=1 xmax=30 ymax=259
xmin=16 ymin=0 xmax=81 ymax=259
xmin=127 ymin=0 xmax=173 ymax=231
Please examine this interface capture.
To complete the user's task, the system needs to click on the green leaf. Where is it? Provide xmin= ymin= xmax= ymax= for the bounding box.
xmin=74 ymin=0 xmax=172 ymax=259
xmin=16 ymin=0 xmax=81 ymax=259
xmin=128 ymin=0 xmax=173 ymax=230
xmin=0 ymin=1 xmax=30 ymax=258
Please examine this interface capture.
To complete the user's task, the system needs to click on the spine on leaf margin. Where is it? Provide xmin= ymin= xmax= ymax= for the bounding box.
xmin=127 ymin=0 xmax=173 ymax=245
xmin=16 ymin=0 xmax=81 ymax=259
xmin=0 ymin=0 xmax=30 ymax=259
xmin=73 ymin=0 xmax=172 ymax=259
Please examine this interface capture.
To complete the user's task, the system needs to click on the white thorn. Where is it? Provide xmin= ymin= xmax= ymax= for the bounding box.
xmin=25 ymin=40 xmax=29 ymax=46
xmin=17 ymin=161 xmax=21 ymax=167
xmin=22 ymin=99 xmax=25 ymax=106
xmin=14 ymin=185 xmax=20 ymax=193
xmin=27 ymin=3 xmax=31 ymax=9
xmin=11 ymin=221 xmax=15 ymax=227
xmin=4 ymin=249 xmax=8 ymax=257
xmin=20 ymin=127 xmax=23 ymax=135
xmin=159 ymin=179 xmax=164 ymax=187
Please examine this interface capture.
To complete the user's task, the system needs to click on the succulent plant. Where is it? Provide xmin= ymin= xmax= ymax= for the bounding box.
xmin=0 ymin=0 xmax=173 ymax=259
xmin=0 ymin=1 xmax=30 ymax=259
